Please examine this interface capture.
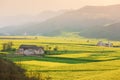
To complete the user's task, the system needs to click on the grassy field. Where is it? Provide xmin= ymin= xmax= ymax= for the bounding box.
xmin=0 ymin=36 xmax=120 ymax=80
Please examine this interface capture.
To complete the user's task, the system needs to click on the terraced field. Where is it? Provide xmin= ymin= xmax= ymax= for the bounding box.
xmin=0 ymin=36 xmax=120 ymax=80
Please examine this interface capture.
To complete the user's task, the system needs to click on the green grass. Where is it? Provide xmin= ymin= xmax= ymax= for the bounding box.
xmin=0 ymin=36 xmax=120 ymax=80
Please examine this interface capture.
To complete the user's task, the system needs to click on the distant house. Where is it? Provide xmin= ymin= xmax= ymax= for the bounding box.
xmin=97 ymin=41 xmax=103 ymax=46
xmin=16 ymin=45 xmax=45 ymax=56
xmin=97 ymin=41 xmax=113 ymax=47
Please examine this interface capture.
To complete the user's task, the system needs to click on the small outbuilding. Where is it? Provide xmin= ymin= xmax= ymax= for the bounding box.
xmin=97 ymin=41 xmax=113 ymax=47
xmin=16 ymin=45 xmax=45 ymax=56
xmin=97 ymin=41 xmax=104 ymax=46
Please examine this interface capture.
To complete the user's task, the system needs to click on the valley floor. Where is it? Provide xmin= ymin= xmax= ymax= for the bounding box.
xmin=0 ymin=36 xmax=120 ymax=80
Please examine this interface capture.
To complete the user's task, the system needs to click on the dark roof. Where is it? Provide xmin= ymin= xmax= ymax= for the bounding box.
xmin=19 ymin=45 xmax=39 ymax=50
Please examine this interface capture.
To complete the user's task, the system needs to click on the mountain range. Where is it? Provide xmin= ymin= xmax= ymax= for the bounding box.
xmin=0 ymin=4 xmax=120 ymax=40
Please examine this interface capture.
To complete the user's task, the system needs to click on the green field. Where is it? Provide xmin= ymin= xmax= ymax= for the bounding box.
xmin=0 ymin=36 xmax=120 ymax=80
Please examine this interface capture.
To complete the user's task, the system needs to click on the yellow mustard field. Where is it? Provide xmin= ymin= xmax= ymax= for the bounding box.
xmin=0 ymin=36 xmax=120 ymax=80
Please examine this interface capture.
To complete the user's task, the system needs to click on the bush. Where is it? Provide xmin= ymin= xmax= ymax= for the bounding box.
xmin=11 ymin=48 xmax=16 ymax=51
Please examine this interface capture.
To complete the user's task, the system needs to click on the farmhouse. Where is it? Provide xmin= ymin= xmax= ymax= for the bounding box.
xmin=97 ymin=41 xmax=113 ymax=47
xmin=16 ymin=45 xmax=45 ymax=56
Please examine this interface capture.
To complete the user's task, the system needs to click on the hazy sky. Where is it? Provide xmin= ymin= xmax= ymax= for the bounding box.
xmin=0 ymin=0 xmax=120 ymax=16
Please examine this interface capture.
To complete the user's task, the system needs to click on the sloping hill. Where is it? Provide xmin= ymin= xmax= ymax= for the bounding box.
xmin=0 ymin=58 xmax=38 ymax=80
xmin=80 ymin=22 xmax=120 ymax=40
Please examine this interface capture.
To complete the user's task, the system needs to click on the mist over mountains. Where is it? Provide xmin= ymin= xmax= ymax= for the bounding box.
xmin=0 ymin=4 xmax=120 ymax=40
xmin=0 ymin=10 xmax=67 ymax=27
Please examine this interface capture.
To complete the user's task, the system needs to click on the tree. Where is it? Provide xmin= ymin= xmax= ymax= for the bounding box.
xmin=2 ymin=42 xmax=13 ymax=51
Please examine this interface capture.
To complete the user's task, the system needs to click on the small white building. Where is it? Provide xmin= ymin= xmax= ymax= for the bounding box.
xmin=97 ymin=41 xmax=104 ymax=46
xmin=97 ymin=41 xmax=113 ymax=47
xmin=16 ymin=45 xmax=45 ymax=56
